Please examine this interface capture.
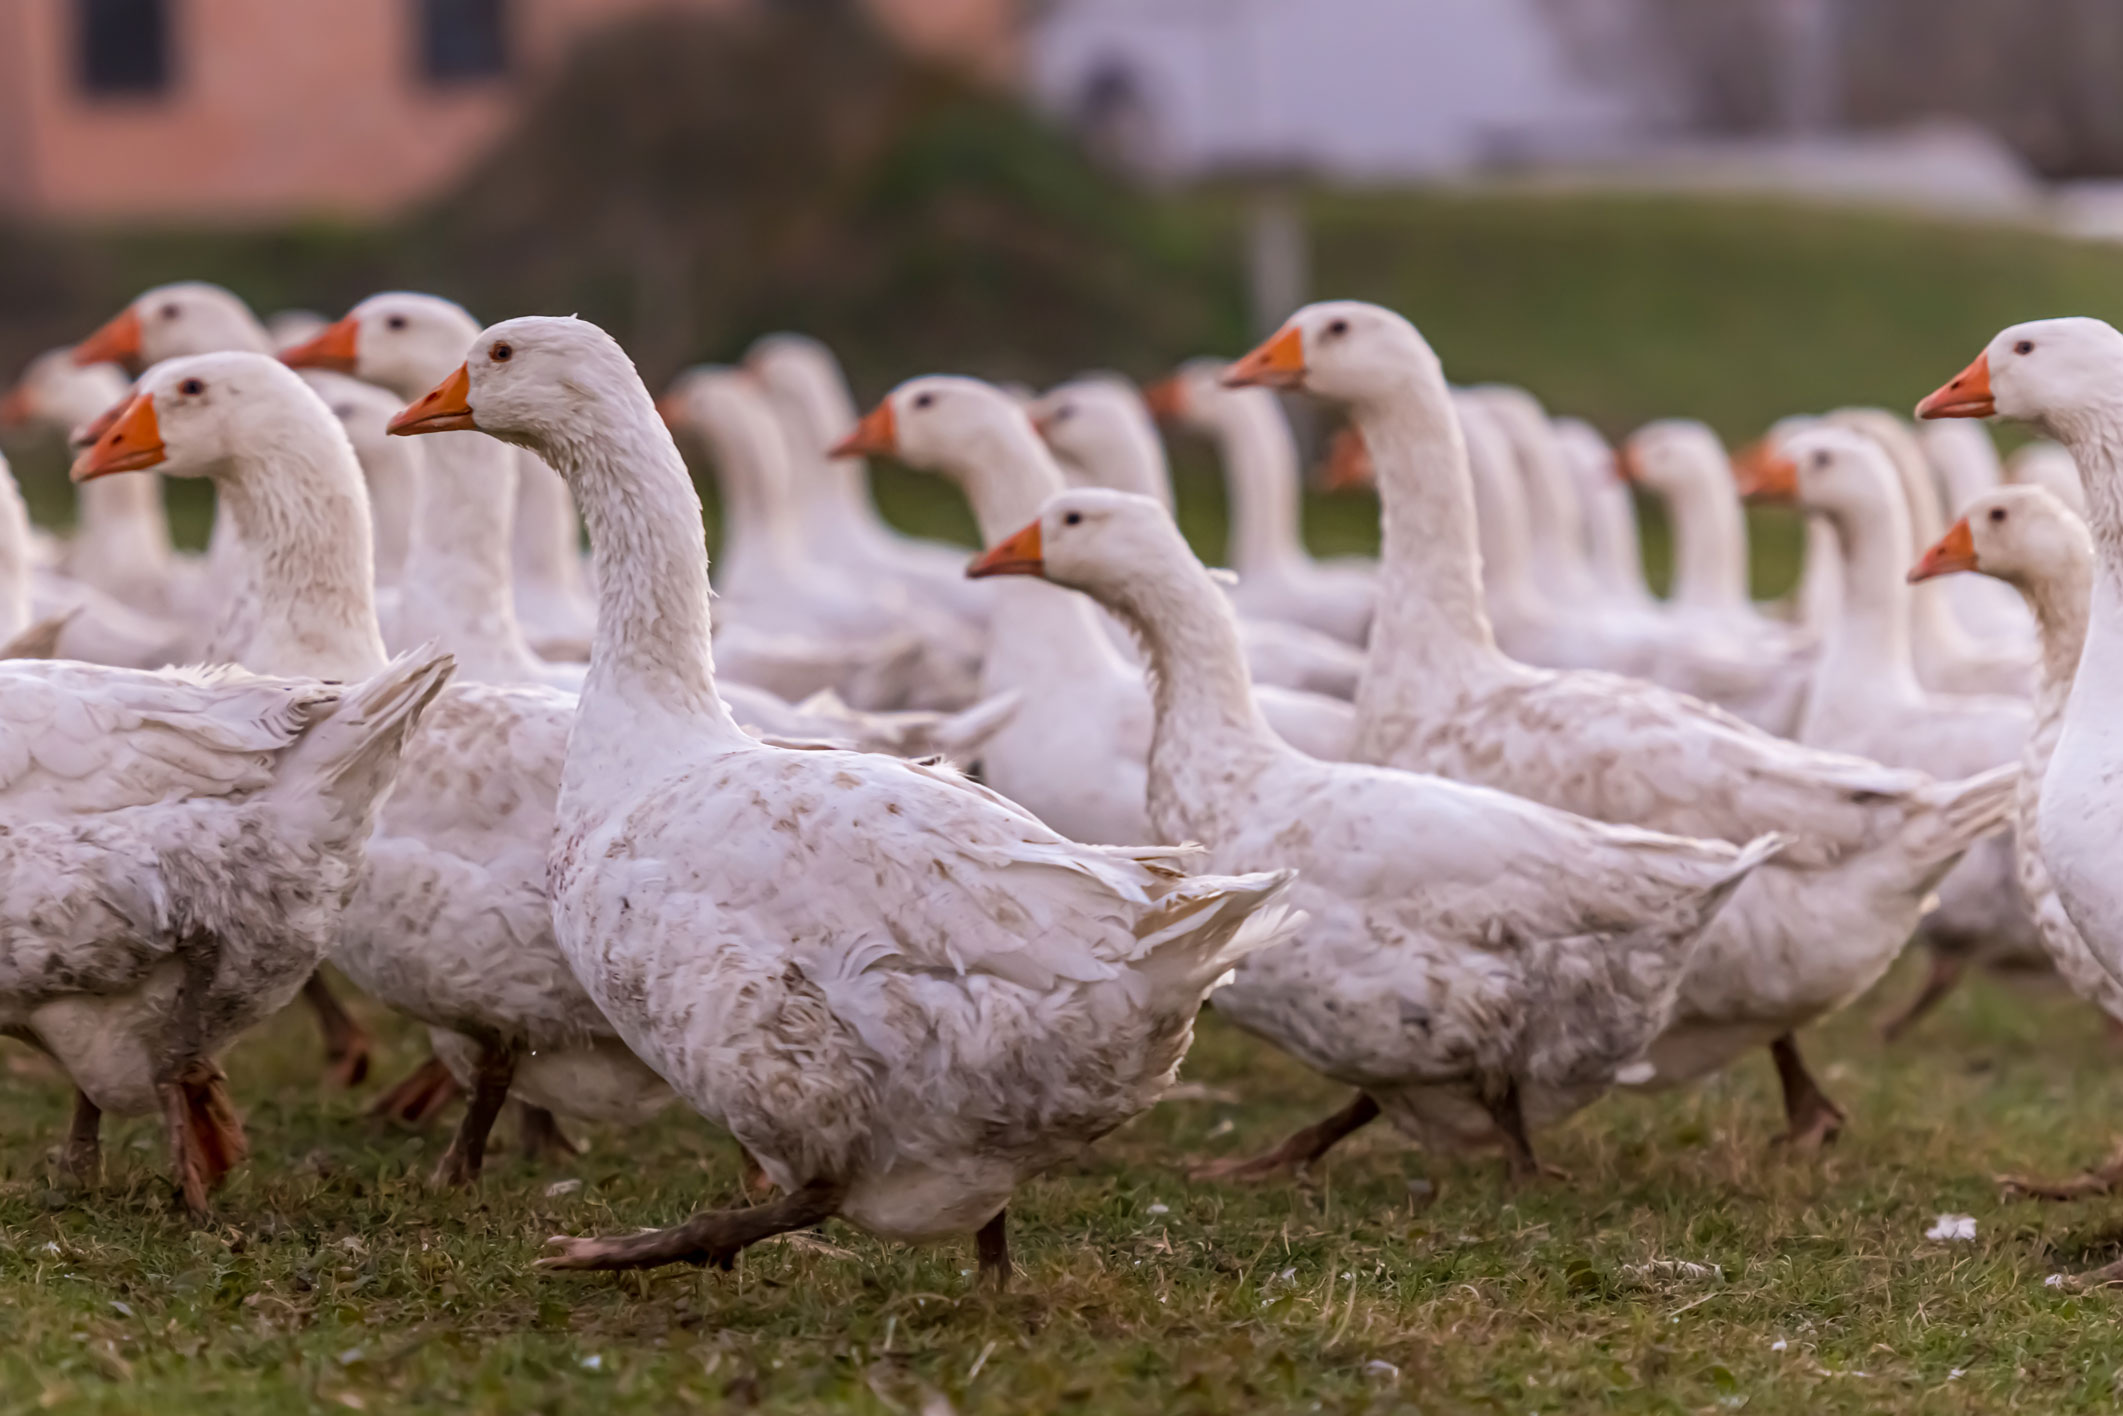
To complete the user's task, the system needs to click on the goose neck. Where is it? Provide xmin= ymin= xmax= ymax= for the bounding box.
xmin=396 ymin=429 xmax=544 ymax=673
xmin=76 ymin=473 xmax=174 ymax=573
xmin=1662 ymin=463 xmax=1750 ymax=612
xmin=1213 ymin=394 xmax=1305 ymax=574
xmin=1812 ymin=494 xmax=1921 ymax=697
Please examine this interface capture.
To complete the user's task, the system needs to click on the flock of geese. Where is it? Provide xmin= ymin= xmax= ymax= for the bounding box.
xmin=5 ymin=279 xmax=2123 ymax=1287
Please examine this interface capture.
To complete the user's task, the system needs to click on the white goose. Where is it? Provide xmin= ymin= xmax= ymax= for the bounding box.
xmin=0 ymin=645 xmax=450 ymax=1210
xmin=74 ymin=351 xmax=666 ymax=1180
xmin=1751 ymin=427 xmax=2039 ymax=1036
xmin=301 ymin=371 xmax=418 ymax=596
xmin=836 ymin=375 xmax=1356 ymax=843
xmin=1145 ymin=360 xmax=1375 ymax=645
xmin=976 ymin=486 xmax=1777 ymax=1181
xmin=1030 ymin=374 xmax=1366 ymax=698
xmin=1556 ymin=416 xmax=1659 ymax=616
xmin=2007 ymin=440 xmax=2087 ymax=516
xmin=745 ymin=331 xmax=992 ymax=627
xmin=394 ymin=312 xmax=1302 ymax=1283
xmin=1908 ymin=487 xmax=2123 ymax=1214
xmin=1232 ymin=300 xmax=2016 ymax=1146
xmin=1918 ymin=317 xmax=2123 ymax=997
xmin=660 ymin=365 xmax=982 ymax=709
xmin=510 ymin=454 xmax=599 ymax=664
xmin=1918 ymin=420 xmax=2037 ymax=643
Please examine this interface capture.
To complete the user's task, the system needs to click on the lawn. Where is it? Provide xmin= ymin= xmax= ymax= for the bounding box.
xmin=6 ymin=189 xmax=2123 ymax=1413
xmin=5 ymin=959 xmax=2123 ymax=1414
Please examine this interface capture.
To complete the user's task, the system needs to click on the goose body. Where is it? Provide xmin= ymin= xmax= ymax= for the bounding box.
xmin=986 ymin=486 xmax=1776 ymax=1175
xmin=1233 ymin=300 xmax=2015 ymax=1141
xmin=406 ymin=313 xmax=1301 ymax=1278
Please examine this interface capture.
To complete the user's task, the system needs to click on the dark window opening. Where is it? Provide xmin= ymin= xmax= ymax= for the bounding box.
xmin=419 ymin=0 xmax=509 ymax=83
xmin=78 ymin=0 xmax=170 ymax=97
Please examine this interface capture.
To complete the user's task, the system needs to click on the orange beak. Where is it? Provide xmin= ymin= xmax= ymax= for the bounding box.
xmin=73 ymin=306 xmax=144 ymax=372
xmin=1141 ymin=375 xmax=1188 ymax=421
xmin=388 ymin=364 xmax=476 ymax=436
xmin=1223 ymin=325 xmax=1307 ymax=390
xmin=0 ymin=382 xmax=32 ymax=429
xmin=1737 ymin=450 xmax=1798 ymax=502
xmin=279 ymin=314 xmax=361 ymax=373
xmin=1909 ymin=517 xmax=1979 ymax=583
xmin=830 ymin=399 xmax=897 ymax=459
xmin=69 ymin=394 xmax=165 ymax=481
xmin=966 ymin=519 xmax=1044 ymax=579
xmin=1916 ymin=351 xmax=1995 ymax=420
xmin=1316 ymin=426 xmax=1375 ymax=492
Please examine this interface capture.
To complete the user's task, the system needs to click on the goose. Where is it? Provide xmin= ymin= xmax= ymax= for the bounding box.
xmin=974 ymin=486 xmax=1778 ymax=1181
xmin=1144 ymin=360 xmax=1374 ymax=645
xmin=509 ymin=455 xmax=598 ymax=663
xmin=1917 ymin=317 xmax=2123 ymax=997
xmin=1029 ymin=374 xmax=1366 ymax=698
xmin=301 ymin=371 xmax=418 ymax=596
xmin=281 ymin=294 xmax=584 ymax=693
xmin=1918 ymin=421 xmax=2037 ymax=643
xmin=2007 ymin=440 xmax=2088 ymax=517
xmin=835 ymin=375 xmax=1356 ymax=842
xmin=392 ymin=312 xmax=1303 ymax=1283
xmin=1230 ymin=300 xmax=2017 ymax=1146
xmin=660 ymin=365 xmax=982 ymax=709
xmin=0 ymin=646 xmax=451 ymax=1211
xmin=1750 ymin=428 xmax=2039 ymax=1037
xmin=1907 ymin=487 xmax=2123 ymax=1219
xmin=1619 ymin=419 xmax=1815 ymax=735
xmin=73 ymin=352 xmax=668 ymax=1179
xmin=745 ymin=332 xmax=993 ymax=627
xmin=1826 ymin=408 xmax=2034 ymax=698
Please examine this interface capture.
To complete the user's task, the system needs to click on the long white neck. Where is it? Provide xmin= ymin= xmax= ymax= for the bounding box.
xmin=1584 ymin=478 xmax=1653 ymax=606
xmin=2010 ymin=554 xmax=2093 ymax=754
xmin=1660 ymin=458 xmax=1751 ymax=613
xmin=1502 ymin=417 xmax=1599 ymax=599
xmin=701 ymin=405 xmax=804 ymax=590
xmin=512 ymin=453 xmax=589 ymax=598
xmin=1811 ymin=485 xmax=1924 ymax=704
xmin=945 ymin=419 xmax=1139 ymax=684
xmin=531 ymin=386 xmax=743 ymax=811
xmin=0 ymin=456 xmax=35 ymax=635
xmin=1795 ymin=517 xmax=1843 ymax=629
xmin=1461 ymin=418 xmax=1547 ymax=619
xmin=395 ymin=429 xmax=548 ymax=680
xmin=1924 ymin=423 xmax=2003 ymax=515
xmin=205 ymin=425 xmax=389 ymax=681
xmin=1094 ymin=555 xmax=1282 ymax=843
xmin=1352 ymin=369 xmax=1515 ymax=744
xmin=74 ymin=472 xmax=174 ymax=575
xmin=776 ymin=370 xmax=886 ymax=546
xmin=1209 ymin=392 xmax=1306 ymax=574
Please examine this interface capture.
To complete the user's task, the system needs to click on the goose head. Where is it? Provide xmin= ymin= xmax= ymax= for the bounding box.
xmin=1224 ymin=300 xmax=1441 ymax=408
xmin=1919 ymin=317 xmax=2123 ymax=437
xmin=745 ymin=333 xmax=859 ymax=447
xmin=1909 ymin=485 xmax=2091 ymax=589
xmin=1141 ymin=357 xmax=1243 ymax=436
xmin=284 ymin=292 xmax=483 ymax=403
xmin=1621 ymin=419 xmax=1735 ymax=498
xmin=387 ymin=315 xmax=651 ymax=465
xmin=1028 ymin=375 xmax=1172 ymax=504
xmin=833 ymin=374 xmax=1041 ymax=481
xmin=70 ymin=352 xmax=344 ymax=488
xmin=969 ymin=487 xmax=1187 ymax=608
xmin=1747 ymin=426 xmax=1903 ymax=532
xmin=75 ymin=282 xmax=271 ymax=372
xmin=1 ymin=348 xmax=130 ymax=440
xmin=660 ymin=365 xmax=788 ymax=485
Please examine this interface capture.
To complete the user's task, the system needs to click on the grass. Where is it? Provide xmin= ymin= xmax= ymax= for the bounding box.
xmin=7 ymin=960 xmax=2123 ymax=1414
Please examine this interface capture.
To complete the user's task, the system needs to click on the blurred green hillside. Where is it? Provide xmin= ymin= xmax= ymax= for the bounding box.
xmin=8 ymin=9 xmax=2123 ymax=600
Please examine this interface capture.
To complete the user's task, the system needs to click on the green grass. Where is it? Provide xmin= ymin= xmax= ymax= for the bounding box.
xmin=6 ymin=961 xmax=2123 ymax=1414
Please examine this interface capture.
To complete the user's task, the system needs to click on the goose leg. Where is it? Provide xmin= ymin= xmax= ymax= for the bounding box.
xmin=539 ymin=1177 xmax=845 ymax=1273
xmin=1188 ymin=1093 xmax=1381 ymax=1182
xmin=1489 ymin=1079 xmax=1568 ymax=1184
xmin=975 ymin=1209 xmax=1011 ymax=1292
xmin=302 ymin=972 xmax=372 ymax=1088
xmin=61 ymin=1088 xmax=102 ymax=1186
xmin=1998 ymin=1137 xmax=2123 ymax=1201
xmin=1770 ymin=1034 xmax=1845 ymax=1150
xmin=514 ymin=1103 xmax=583 ymax=1164
xmin=158 ymin=1059 xmax=247 ymax=1216
xmin=432 ymin=1043 xmax=518 ymax=1187
xmin=1876 ymin=948 xmax=1967 ymax=1043
xmin=368 ymin=1054 xmax=463 ymax=1126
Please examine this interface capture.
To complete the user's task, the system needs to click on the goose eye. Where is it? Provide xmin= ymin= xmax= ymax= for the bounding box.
xmin=179 ymin=378 xmax=204 ymax=396
xmin=1063 ymin=511 xmax=1083 ymax=526
xmin=2015 ymin=340 xmax=2035 ymax=355
xmin=1326 ymin=318 xmax=1349 ymax=337
xmin=160 ymin=304 xmax=180 ymax=321
xmin=913 ymin=392 xmax=935 ymax=410
xmin=490 ymin=342 xmax=512 ymax=363
xmin=1990 ymin=507 xmax=2007 ymax=523
xmin=386 ymin=315 xmax=408 ymax=331
xmin=1811 ymin=451 xmax=1830 ymax=468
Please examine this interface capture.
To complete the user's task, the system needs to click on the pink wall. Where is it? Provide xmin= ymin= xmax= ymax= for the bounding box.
xmin=1 ymin=0 xmax=1013 ymax=223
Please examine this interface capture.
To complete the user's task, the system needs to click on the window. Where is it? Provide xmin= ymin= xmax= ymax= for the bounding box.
xmin=77 ymin=0 xmax=170 ymax=97
xmin=419 ymin=0 xmax=509 ymax=83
